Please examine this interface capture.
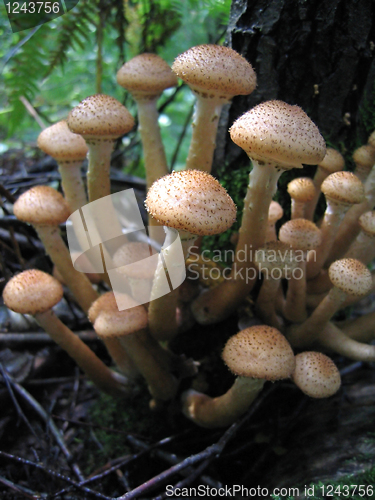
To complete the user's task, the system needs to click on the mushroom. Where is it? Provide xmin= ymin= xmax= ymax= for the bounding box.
xmin=181 ymin=325 xmax=295 ymax=428
xmin=191 ymin=100 xmax=325 ymax=325
xmin=306 ymin=171 xmax=364 ymax=280
xmin=352 ymin=144 xmax=375 ymax=182
xmin=146 ymin=169 xmax=236 ymax=340
xmin=304 ymin=147 xmax=345 ymax=221
xmin=3 ymin=270 xmax=128 ymax=397
xmin=287 ymin=258 xmax=372 ymax=349
xmin=116 ymin=53 xmax=178 ymax=189
xmin=172 ymin=44 xmax=257 ymax=173
xmin=13 ymin=186 xmax=98 ymax=313
xmin=279 ymin=218 xmax=322 ymax=323
xmin=344 ymin=210 xmax=375 ymax=264
xmin=37 ymin=120 xmax=88 ymax=213
xmin=287 ymin=177 xmax=316 ymax=219
xmin=265 ymin=200 xmax=284 ymax=242
xmin=292 ymin=351 xmax=341 ymax=398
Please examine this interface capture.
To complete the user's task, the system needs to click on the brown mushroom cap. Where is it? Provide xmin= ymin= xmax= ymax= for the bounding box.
xmin=279 ymin=218 xmax=322 ymax=251
xmin=230 ymin=100 xmax=326 ymax=168
xmin=88 ymin=291 xmax=140 ymax=324
xmin=3 ymin=269 xmax=63 ymax=315
xmin=222 ymin=325 xmax=295 ymax=381
xmin=37 ymin=121 xmax=88 ymax=162
xmin=358 ymin=211 xmax=375 ymax=237
xmin=321 ymin=171 xmax=364 ymax=206
xmin=287 ymin=177 xmax=316 ymax=202
xmin=172 ymin=44 xmax=256 ymax=98
xmin=328 ymin=258 xmax=372 ymax=296
xmin=112 ymin=242 xmax=157 ymax=280
xmin=94 ymin=306 xmax=148 ymax=339
xmin=292 ymin=351 xmax=341 ymax=398
xmin=145 ymin=170 xmax=236 ymax=236
xmin=116 ymin=53 xmax=178 ymax=99
xmin=353 ymin=144 xmax=375 ymax=170
xmin=67 ymin=94 xmax=135 ymax=141
xmin=13 ymin=186 xmax=70 ymax=226
xmin=268 ymin=200 xmax=283 ymax=223
xmin=318 ymin=147 xmax=345 ymax=173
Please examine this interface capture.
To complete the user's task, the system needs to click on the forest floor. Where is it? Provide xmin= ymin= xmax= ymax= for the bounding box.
xmin=0 ymin=147 xmax=375 ymax=500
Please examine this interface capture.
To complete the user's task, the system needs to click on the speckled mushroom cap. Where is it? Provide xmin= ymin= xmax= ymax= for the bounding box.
xmin=116 ymin=53 xmax=178 ymax=100
xmin=3 ymin=269 xmax=63 ymax=315
xmin=88 ymin=291 xmax=140 ymax=324
xmin=287 ymin=177 xmax=316 ymax=202
xmin=268 ymin=200 xmax=283 ymax=223
xmin=292 ymin=351 xmax=341 ymax=398
xmin=318 ymin=147 xmax=345 ymax=173
xmin=113 ymin=242 xmax=157 ymax=280
xmin=14 ymin=186 xmax=70 ymax=226
xmin=321 ymin=171 xmax=364 ymax=206
xmin=172 ymin=44 xmax=256 ymax=99
xmin=222 ymin=325 xmax=295 ymax=381
xmin=145 ymin=170 xmax=236 ymax=236
xmin=37 ymin=121 xmax=88 ymax=162
xmin=328 ymin=258 xmax=372 ymax=296
xmin=353 ymin=145 xmax=375 ymax=171
xmin=359 ymin=211 xmax=375 ymax=237
xmin=93 ymin=306 xmax=148 ymax=339
xmin=230 ymin=100 xmax=326 ymax=169
xmin=67 ymin=94 xmax=134 ymax=141
xmin=279 ymin=219 xmax=322 ymax=251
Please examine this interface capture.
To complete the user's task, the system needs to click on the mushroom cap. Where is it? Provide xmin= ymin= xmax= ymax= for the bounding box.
xmin=93 ymin=305 xmax=148 ymax=339
xmin=292 ymin=351 xmax=341 ymax=398
xmin=268 ymin=200 xmax=283 ymax=223
xmin=112 ymin=242 xmax=157 ymax=280
xmin=116 ymin=53 xmax=178 ymax=99
xmin=145 ymin=170 xmax=236 ymax=236
xmin=88 ymin=292 xmax=119 ymax=324
xmin=3 ymin=269 xmax=63 ymax=315
xmin=321 ymin=171 xmax=364 ymax=206
xmin=353 ymin=144 xmax=375 ymax=170
xmin=318 ymin=147 xmax=345 ymax=173
xmin=279 ymin=218 xmax=322 ymax=251
xmin=222 ymin=325 xmax=295 ymax=380
xmin=359 ymin=210 xmax=375 ymax=237
xmin=230 ymin=100 xmax=326 ymax=168
xmin=328 ymin=258 xmax=372 ymax=296
xmin=287 ymin=177 xmax=316 ymax=202
xmin=172 ymin=44 xmax=256 ymax=98
xmin=67 ymin=94 xmax=135 ymax=141
xmin=37 ymin=120 xmax=88 ymax=162
xmin=367 ymin=130 xmax=375 ymax=149
xmin=14 ymin=186 xmax=70 ymax=226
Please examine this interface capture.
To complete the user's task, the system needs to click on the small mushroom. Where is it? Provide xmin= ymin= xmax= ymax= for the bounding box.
xmin=287 ymin=177 xmax=316 ymax=219
xmin=292 ymin=351 xmax=341 ymax=398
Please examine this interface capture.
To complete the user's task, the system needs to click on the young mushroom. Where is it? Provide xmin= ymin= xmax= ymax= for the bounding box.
xmin=181 ymin=325 xmax=295 ymax=428
xmin=145 ymin=169 xmax=236 ymax=340
xmin=191 ymin=100 xmax=326 ymax=325
xmin=352 ymin=144 xmax=375 ymax=183
xmin=172 ymin=44 xmax=257 ymax=173
xmin=287 ymin=177 xmax=316 ymax=219
xmin=13 ymin=186 xmax=98 ymax=313
xmin=265 ymin=200 xmax=284 ymax=242
xmin=37 ymin=120 xmax=88 ymax=213
xmin=116 ymin=53 xmax=178 ymax=189
xmin=3 ymin=270 xmax=128 ymax=397
xmin=292 ymin=351 xmax=341 ymax=398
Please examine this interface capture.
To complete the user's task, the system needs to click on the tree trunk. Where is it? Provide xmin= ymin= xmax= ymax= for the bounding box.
xmin=215 ymin=0 xmax=375 ymax=170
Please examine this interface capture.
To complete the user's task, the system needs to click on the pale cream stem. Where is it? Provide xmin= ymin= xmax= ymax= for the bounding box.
xmin=36 ymin=310 xmax=129 ymax=397
xmin=319 ymin=322 xmax=375 ymax=362
xmin=86 ymin=140 xmax=114 ymax=202
xmin=291 ymin=200 xmax=305 ymax=220
xmin=255 ymin=277 xmax=282 ymax=329
xmin=58 ymin=160 xmax=88 ymax=213
xmin=344 ymin=230 xmax=375 ymax=264
xmin=283 ymin=260 xmax=307 ymax=323
xmin=185 ymin=97 xmax=224 ymax=172
xmin=305 ymin=167 xmax=327 ymax=221
xmin=100 ymin=337 xmax=139 ymax=379
xmin=36 ymin=225 xmax=99 ymax=313
xmin=182 ymin=377 xmax=265 ymax=428
xmin=341 ymin=311 xmax=375 ymax=342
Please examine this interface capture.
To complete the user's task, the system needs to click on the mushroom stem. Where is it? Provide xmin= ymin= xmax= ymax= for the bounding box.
xmin=340 ymin=312 xmax=375 ymax=342
xmin=36 ymin=226 xmax=99 ymax=313
xmin=58 ymin=160 xmax=88 ymax=213
xmin=181 ymin=378 xmax=265 ymax=428
xmin=255 ymin=277 xmax=282 ymax=329
xmin=283 ymin=260 xmax=307 ymax=323
xmin=185 ymin=98 xmax=224 ymax=172
xmin=36 ymin=310 xmax=128 ymax=396
xmin=319 ymin=322 xmax=375 ymax=362
xmin=86 ymin=140 xmax=115 ymax=203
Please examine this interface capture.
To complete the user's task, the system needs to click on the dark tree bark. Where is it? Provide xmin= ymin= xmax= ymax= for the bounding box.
xmin=215 ymin=0 xmax=375 ymax=170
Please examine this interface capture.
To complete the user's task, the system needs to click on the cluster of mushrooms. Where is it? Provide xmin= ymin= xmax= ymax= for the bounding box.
xmin=4 ymin=44 xmax=375 ymax=429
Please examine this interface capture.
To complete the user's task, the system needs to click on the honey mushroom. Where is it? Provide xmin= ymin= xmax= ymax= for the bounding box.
xmin=287 ymin=177 xmax=316 ymax=219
